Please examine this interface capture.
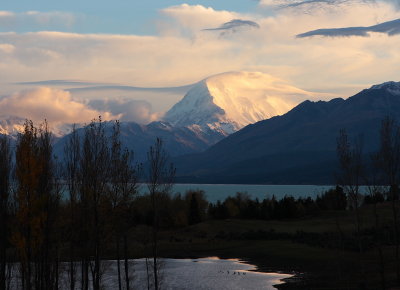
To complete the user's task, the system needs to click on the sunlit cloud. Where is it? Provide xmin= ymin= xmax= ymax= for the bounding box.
xmin=0 ymin=2 xmax=400 ymax=109
xmin=160 ymin=4 xmax=239 ymax=32
xmin=0 ymin=87 xmax=117 ymax=125
xmin=88 ymin=98 xmax=161 ymax=124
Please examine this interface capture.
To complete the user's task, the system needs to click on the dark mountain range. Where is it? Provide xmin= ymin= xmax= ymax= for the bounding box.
xmin=53 ymin=121 xmax=225 ymax=162
xmin=173 ymin=81 xmax=400 ymax=184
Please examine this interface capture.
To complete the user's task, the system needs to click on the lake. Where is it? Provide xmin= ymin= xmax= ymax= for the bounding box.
xmin=140 ymin=184 xmax=335 ymax=203
xmin=83 ymin=257 xmax=292 ymax=289
xmin=9 ymin=258 xmax=292 ymax=289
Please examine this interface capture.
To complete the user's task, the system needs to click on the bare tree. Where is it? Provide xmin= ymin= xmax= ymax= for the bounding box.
xmin=37 ymin=121 xmax=61 ymax=289
xmin=63 ymin=125 xmax=81 ymax=290
xmin=336 ymin=129 xmax=365 ymax=285
xmin=336 ymin=129 xmax=364 ymax=241
xmin=376 ymin=116 xmax=400 ymax=284
xmin=79 ymin=117 xmax=110 ymax=290
xmin=108 ymin=121 xmax=139 ymax=290
xmin=147 ymin=138 xmax=175 ymax=290
xmin=366 ymin=153 xmax=387 ymax=290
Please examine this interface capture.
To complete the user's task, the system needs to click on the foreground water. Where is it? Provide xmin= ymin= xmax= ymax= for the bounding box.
xmin=156 ymin=184 xmax=335 ymax=203
xmin=66 ymin=257 xmax=291 ymax=289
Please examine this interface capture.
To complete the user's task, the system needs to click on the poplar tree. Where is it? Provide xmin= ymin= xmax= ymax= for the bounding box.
xmin=13 ymin=120 xmax=60 ymax=290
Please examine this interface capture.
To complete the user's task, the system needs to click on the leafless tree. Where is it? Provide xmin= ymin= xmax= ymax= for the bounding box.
xmin=63 ymin=124 xmax=81 ymax=290
xmin=336 ymin=129 xmax=365 ymax=286
xmin=336 ymin=129 xmax=364 ymax=244
xmin=376 ymin=116 xmax=400 ymax=284
xmin=147 ymin=138 xmax=175 ymax=290
xmin=79 ymin=117 xmax=110 ymax=289
xmin=108 ymin=121 xmax=139 ymax=290
xmin=366 ymin=152 xmax=387 ymax=290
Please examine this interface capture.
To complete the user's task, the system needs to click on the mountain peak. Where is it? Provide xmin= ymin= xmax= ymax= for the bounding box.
xmin=0 ymin=115 xmax=76 ymax=138
xmin=0 ymin=115 xmax=26 ymax=137
xmin=370 ymin=81 xmax=400 ymax=95
xmin=164 ymin=71 xmax=314 ymax=135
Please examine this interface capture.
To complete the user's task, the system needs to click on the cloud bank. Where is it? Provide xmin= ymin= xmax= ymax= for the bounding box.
xmin=0 ymin=87 xmax=116 ymax=125
xmin=1 ymin=1 xmax=400 ymax=106
xmin=88 ymin=99 xmax=160 ymax=123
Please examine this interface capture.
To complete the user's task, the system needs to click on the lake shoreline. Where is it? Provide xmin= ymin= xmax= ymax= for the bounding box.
xmin=147 ymin=215 xmax=382 ymax=289
xmin=153 ymin=253 xmax=305 ymax=289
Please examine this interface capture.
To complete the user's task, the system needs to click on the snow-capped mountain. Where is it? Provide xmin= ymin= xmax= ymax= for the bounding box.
xmin=164 ymin=71 xmax=316 ymax=135
xmin=0 ymin=116 xmax=26 ymax=137
xmin=0 ymin=71 xmax=322 ymax=160
xmin=173 ymin=80 xmax=400 ymax=184
xmin=53 ymin=120 xmax=225 ymax=162
xmin=0 ymin=115 xmax=75 ymax=138
xmin=370 ymin=81 xmax=400 ymax=95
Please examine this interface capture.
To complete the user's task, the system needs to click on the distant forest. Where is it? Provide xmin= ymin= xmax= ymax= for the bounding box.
xmin=1 ymin=116 xmax=400 ymax=289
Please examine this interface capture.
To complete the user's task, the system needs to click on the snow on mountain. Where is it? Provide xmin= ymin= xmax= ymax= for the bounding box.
xmin=0 ymin=116 xmax=26 ymax=137
xmin=163 ymin=71 xmax=316 ymax=135
xmin=0 ymin=115 xmax=75 ymax=138
xmin=370 ymin=81 xmax=400 ymax=96
xmin=173 ymin=79 xmax=400 ymax=184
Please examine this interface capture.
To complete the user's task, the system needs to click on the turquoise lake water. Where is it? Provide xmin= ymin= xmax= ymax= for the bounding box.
xmin=141 ymin=184 xmax=335 ymax=203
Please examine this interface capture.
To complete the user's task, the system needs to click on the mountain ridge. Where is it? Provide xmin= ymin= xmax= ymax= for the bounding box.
xmin=173 ymin=80 xmax=400 ymax=184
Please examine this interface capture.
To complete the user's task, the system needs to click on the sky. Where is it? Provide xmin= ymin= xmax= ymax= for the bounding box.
xmin=1 ymin=0 xmax=400 ymax=125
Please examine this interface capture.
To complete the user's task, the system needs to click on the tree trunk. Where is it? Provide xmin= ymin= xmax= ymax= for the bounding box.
xmin=145 ymin=257 xmax=150 ymax=290
xmin=391 ymin=189 xmax=400 ymax=284
xmin=124 ymin=234 xmax=130 ymax=290
xmin=117 ymin=236 xmax=122 ymax=290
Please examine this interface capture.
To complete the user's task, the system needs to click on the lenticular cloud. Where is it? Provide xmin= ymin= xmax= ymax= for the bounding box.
xmin=297 ymin=18 xmax=400 ymax=38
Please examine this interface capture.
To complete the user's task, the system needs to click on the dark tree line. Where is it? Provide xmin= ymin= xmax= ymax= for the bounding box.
xmin=208 ymin=188 xmax=346 ymax=221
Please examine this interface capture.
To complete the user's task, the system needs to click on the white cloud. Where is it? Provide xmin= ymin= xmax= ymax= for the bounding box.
xmin=0 ymin=43 xmax=14 ymax=53
xmin=0 ymin=87 xmax=117 ymax=125
xmin=88 ymin=99 xmax=160 ymax=124
xmin=159 ymin=4 xmax=240 ymax=36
